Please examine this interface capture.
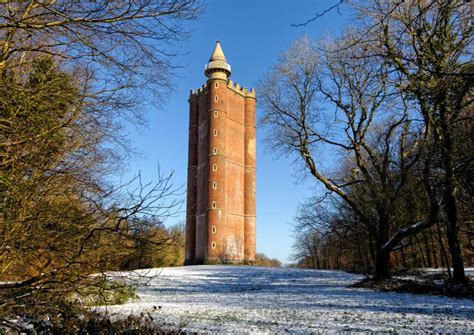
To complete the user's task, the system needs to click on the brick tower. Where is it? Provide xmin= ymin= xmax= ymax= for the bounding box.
xmin=185 ymin=41 xmax=256 ymax=264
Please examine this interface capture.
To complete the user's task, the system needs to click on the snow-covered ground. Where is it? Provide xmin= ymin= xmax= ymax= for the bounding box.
xmin=100 ymin=266 xmax=474 ymax=333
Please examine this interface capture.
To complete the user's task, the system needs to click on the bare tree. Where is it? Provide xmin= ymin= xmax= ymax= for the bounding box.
xmin=0 ymin=0 xmax=200 ymax=327
xmin=356 ymin=0 xmax=473 ymax=283
xmin=0 ymin=60 xmax=181 ymax=311
xmin=292 ymin=195 xmax=375 ymax=272
xmin=259 ymin=36 xmax=427 ymax=280
xmin=1 ymin=0 xmax=202 ymax=159
xmin=0 ymin=1 xmax=200 ymax=77
xmin=263 ymin=0 xmax=472 ymax=282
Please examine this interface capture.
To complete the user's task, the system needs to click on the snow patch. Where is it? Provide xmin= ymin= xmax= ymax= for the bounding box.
xmin=98 ymin=266 xmax=474 ymax=333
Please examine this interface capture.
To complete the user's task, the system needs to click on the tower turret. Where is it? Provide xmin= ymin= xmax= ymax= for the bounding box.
xmin=186 ymin=41 xmax=256 ymax=265
xmin=204 ymin=41 xmax=231 ymax=80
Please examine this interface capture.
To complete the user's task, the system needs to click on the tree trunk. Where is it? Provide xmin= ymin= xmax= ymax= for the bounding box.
xmin=436 ymin=220 xmax=452 ymax=278
xmin=315 ymin=247 xmax=321 ymax=269
xmin=375 ymin=247 xmax=390 ymax=280
xmin=429 ymin=227 xmax=439 ymax=268
xmin=368 ymin=232 xmax=376 ymax=271
xmin=423 ymin=232 xmax=433 ymax=267
xmin=444 ymin=188 xmax=465 ymax=282
xmin=356 ymin=240 xmax=365 ymax=273
xmin=440 ymin=113 xmax=465 ymax=282
xmin=375 ymin=217 xmax=390 ymax=280
xmin=401 ymin=247 xmax=407 ymax=269
xmin=436 ymin=91 xmax=466 ymax=282
xmin=415 ymin=234 xmax=427 ymax=267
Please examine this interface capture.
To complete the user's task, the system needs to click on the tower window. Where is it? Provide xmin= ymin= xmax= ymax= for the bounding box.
xmin=214 ymin=111 xmax=218 ymax=118
xmin=212 ymin=226 xmax=216 ymax=233
xmin=213 ymin=147 xmax=217 ymax=154
xmin=212 ymin=201 xmax=216 ymax=208
xmin=212 ymin=181 xmax=217 ymax=189
xmin=211 ymin=242 xmax=216 ymax=249
xmin=215 ymin=82 xmax=219 ymax=88
xmin=215 ymin=95 xmax=218 ymax=102
xmin=213 ymin=129 xmax=218 ymax=136
xmin=213 ymin=164 xmax=217 ymax=171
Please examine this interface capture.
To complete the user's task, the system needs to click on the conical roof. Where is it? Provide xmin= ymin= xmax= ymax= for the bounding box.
xmin=209 ymin=41 xmax=227 ymax=62
xmin=205 ymin=40 xmax=231 ymax=79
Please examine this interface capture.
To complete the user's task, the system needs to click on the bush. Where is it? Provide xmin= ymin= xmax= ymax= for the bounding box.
xmin=1 ymin=312 xmax=185 ymax=334
xmin=0 ymin=279 xmax=141 ymax=334
xmin=78 ymin=280 xmax=138 ymax=306
xmin=252 ymin=253 xmax=282 ymax=267
xmin=352 ymin=277 xmax=474 ymax=299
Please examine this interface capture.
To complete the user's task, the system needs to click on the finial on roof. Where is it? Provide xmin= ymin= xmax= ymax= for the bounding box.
xmin=205 ymin=41 xmax=231 ymax=80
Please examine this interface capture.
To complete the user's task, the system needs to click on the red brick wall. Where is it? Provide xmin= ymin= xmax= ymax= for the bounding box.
xmin=184 ymin=95 xmax=198 ymax=262
xmin=185 ymin=79 xmax=256 ymax=264
xmin=244 ymin=96 xmax=256 ymax=260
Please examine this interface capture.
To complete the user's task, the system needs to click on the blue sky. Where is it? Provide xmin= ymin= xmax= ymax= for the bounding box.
xmin=125 ymin=1 xmax=350 ymax=263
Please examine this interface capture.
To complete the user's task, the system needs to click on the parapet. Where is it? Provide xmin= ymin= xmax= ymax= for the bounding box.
xmin=227 ymin=80 xmax=256 ymax=98
xmin=190 ymin=83 xmax=209 ymax=98
xmin=190 ymin=80 xmax=255 ymax=99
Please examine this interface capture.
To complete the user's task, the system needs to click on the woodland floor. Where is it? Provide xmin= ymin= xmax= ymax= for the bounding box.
xmin=99 ymin=266 xmax=474 ymax=334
